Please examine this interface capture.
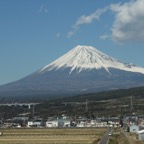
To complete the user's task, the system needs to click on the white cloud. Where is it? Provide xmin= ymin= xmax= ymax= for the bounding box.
xmin=110 ymin=0 xmax=144 ymax=43
xmin=67 ymin=6 xmax=109 ymax=38
xmin=67 ymin=0 xmax=144 ymax=43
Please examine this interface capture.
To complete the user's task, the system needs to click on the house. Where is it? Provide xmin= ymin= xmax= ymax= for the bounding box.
xmin=46 ymin=120 xmax=57 ymax=127
xmin=27 ymin=118 xmax=44 ymax=127
xmin=27 ymin=121 xmax=33 ymax=127
xmin=12 ymin=116 xmax=29 ymax=121
xmin=125 ymin=115 xmax=138 ymax=125
xmin=86 ymin=120 xmax=96 ymax=127
xmin=76 ymin=121 xmax=87 ymax=127
xmin=137 ymin=130 xmax=144 ymax=140
xmin=46 ymin=119 xmax=71 ymax=128
xmin=76 ymin=117 xmax=87 ymax=127
xmin=63 ymin=119 xmax=71 ymax=127
xmin=130 ymin=125 xmax=139 ymax=133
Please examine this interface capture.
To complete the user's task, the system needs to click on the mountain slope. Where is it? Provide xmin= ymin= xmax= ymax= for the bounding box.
xmin=40 ymin=45 xmax=144 ymax=74
xmin=0 ymin=45 xmax=144 ymax=97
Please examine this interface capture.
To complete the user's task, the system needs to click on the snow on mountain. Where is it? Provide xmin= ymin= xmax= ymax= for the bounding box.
xmin=40 ymin=45 xmax=144 ymax=74
xmin=1 ymin=45 xmax=144 ymax=97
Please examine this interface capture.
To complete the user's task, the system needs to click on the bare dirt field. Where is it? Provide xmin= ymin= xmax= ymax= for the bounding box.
xmin=0 ymin=128 xmax=106 ymax=144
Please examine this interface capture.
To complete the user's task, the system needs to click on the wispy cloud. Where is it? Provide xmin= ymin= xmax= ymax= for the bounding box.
xmin=38 ymin=4 xmax=48 ymax=14
xmin=67 ymin=30 xmax=76 ymax=38
xmin=99 ymin=34 xmax=111 ymax=40
xmin=67 ymin=6 xmax=109 ymax=38
xmin=56 ymin=33 xmax=61 ymax=38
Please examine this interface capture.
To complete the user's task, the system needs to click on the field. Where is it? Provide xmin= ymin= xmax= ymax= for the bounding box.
xmin=0 ymin=128 xmax=106 ymax=144
xmin=108 ymin=128 xmax=144 ymax=144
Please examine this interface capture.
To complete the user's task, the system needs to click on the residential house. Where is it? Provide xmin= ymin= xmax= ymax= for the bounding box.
xmin=130 ymin=125 xmax=139 ymax=133
xmin=27 ymin=118 xmax=44 ymax=127
xmin=46 ymin=119 xmax=71 ymax=128
xmin=137 ymin=130 xmax=144 ymax=140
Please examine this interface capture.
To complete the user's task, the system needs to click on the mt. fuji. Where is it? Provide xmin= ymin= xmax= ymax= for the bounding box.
xmin=40 ymin=45 xmax=144 ymax=74
xmin=1 ymin=45 xmax=144 ymax=97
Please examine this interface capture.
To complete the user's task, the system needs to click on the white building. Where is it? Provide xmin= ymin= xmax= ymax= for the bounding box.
xmin=46 ymin=119 xmax=71 ymax=128
xmin=27 ymin=118 xmax=44 ymax=127
xmin=137 ymin=130 xmax=144 ymax=140
xmin=27 ymin=121 xmax=33 ymax=127
xmin=76 ymin=121 xmax=87 ymax=127
xmin=46 ymin=120 xmax=59 ymax=128
xmin=130 ymin=125 xmax=139 ymax=133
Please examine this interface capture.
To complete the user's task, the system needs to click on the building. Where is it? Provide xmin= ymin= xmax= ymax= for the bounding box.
xmin=137 ymin=130 xmax=144 ymax=140
xmin=46 ymin=119 xmax=71 ymax=128
xmin=76 ymin=121 xmax=87 ymax=127
xmin=27 ymin=118 xmax=44 ymax=127
xmin=129 ymin=125 xmax=139 ymax=133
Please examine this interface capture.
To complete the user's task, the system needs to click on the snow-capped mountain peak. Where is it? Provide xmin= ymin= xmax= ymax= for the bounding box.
xmin=1 ymin=45 xmax=144 ymax=97
xmin=40 ymin=45 xmax=144 ymax=74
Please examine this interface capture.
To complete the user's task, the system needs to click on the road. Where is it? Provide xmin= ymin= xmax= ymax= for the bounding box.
xmin=99 ymin=127 xmax=112 ymax=144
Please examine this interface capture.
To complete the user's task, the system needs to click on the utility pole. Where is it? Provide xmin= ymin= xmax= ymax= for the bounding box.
xmin=95 ymin=112 xmax=98 ymax=121
xmin=24 ymin=108 xmax=25 ymax=126
xmin=130 ymin=96 xmax=134 ymax=112
xmin=85 ymin=99 xmax=88 ymax=112
xmin=32 ymin=105 xmax=35 ymax=118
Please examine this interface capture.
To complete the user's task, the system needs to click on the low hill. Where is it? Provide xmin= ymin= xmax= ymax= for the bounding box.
xmin=35 ymin=86 xmax=144 ymax=118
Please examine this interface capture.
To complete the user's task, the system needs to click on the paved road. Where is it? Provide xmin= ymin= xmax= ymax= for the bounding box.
xmin=99 ymin=127 xmax=112 ymax=144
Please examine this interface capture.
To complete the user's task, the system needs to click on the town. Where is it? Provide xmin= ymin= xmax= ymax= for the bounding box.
xmin=0 ymin=104 xmax=144 ymax=141
xmin=0 ymin=87 xmax=144 ymax=143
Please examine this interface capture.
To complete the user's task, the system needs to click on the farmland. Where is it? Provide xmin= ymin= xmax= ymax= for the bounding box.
xmin=0 ymin=128 xmax=106 ymax=144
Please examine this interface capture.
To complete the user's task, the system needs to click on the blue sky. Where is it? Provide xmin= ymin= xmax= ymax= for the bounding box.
xmin=0 ymin=0 xmax=144 ymax=85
